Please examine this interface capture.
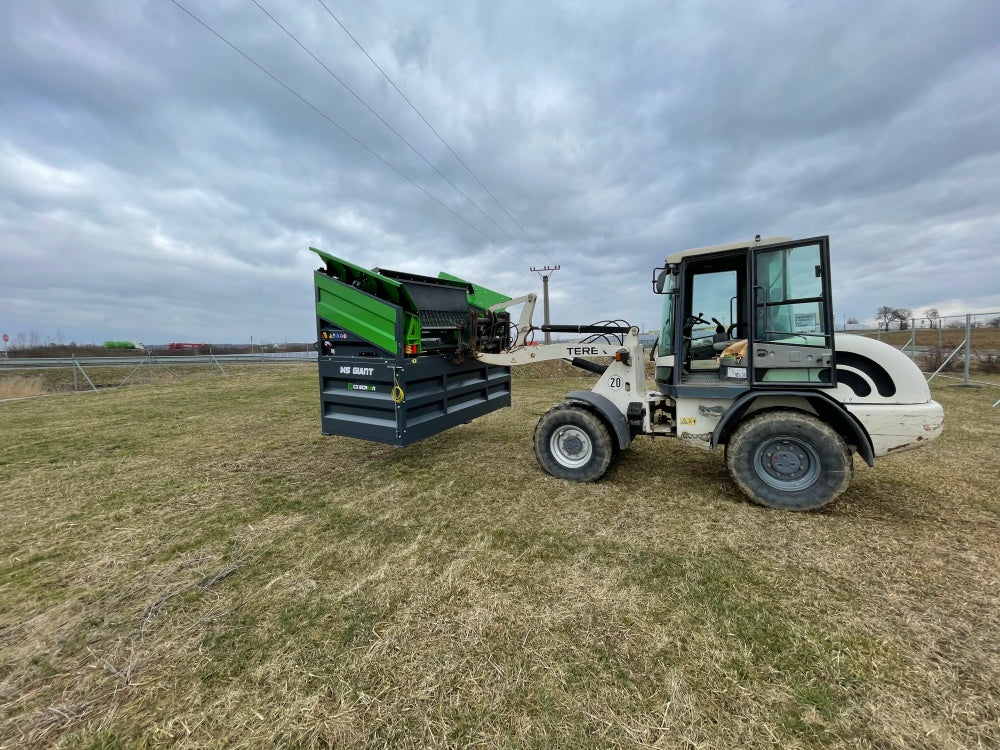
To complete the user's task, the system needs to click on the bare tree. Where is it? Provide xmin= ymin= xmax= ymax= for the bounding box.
xmin=876 ymin=306 xmax=894 ymax=331
xmin=924 ymin=308 xmax=940 ymax=329
xmin=892 ymin=308 xmax=912 ymax=330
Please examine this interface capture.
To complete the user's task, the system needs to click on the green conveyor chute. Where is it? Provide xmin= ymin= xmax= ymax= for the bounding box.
xmin=311 ymin=247 xmax=510 ymax=356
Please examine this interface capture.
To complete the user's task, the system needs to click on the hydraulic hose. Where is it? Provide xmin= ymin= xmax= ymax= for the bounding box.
xmin=566 ymin=357 xmax=608 ymax=376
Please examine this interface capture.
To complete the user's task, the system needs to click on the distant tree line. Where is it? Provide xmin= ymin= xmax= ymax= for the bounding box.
xmin=4 ymin=330 xmax=70 ymax=350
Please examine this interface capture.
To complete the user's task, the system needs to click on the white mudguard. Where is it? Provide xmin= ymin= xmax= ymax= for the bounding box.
xmin=845 ymin=401 xmax=943 ymax=456
xmin=834 ymin=334 xmax=944 ymax=456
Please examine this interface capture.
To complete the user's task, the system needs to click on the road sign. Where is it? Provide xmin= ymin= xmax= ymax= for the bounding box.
xmin=2 ymin=334 xmax=8 ymax=343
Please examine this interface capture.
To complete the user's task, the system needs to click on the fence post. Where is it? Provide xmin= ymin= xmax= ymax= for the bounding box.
xmin=909 ymin=319 xmax=916 ymax=358
xmin=963 ymin=313 xmax=972 ymax=385
xmin=74 ymin=359 xmax=99 ymax=392
xmin=210 ymin=354 xmax=228 ymax=377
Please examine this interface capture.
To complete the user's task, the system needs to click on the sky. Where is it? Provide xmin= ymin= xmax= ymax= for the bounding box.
xmin=2 ymin=0 xmax=999 ymax=347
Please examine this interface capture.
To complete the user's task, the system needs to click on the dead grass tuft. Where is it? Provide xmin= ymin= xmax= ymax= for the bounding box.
xmin=0 ymin=376 xmax=45 ymax=399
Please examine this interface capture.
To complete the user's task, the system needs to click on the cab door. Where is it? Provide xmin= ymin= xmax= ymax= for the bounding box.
xmin=751 ymin=236 xmax=836 ymax=387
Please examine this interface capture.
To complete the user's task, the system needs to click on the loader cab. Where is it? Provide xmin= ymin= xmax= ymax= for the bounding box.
xmin=653 ymin=235 xmax=836 ymax=397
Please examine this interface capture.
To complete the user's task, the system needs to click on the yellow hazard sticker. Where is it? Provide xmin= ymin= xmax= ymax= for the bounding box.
xmin=680 ymin=417 xmax=697 ymax=425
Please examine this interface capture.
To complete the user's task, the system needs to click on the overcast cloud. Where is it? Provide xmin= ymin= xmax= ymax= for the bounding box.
xmin=2 ymin=0 xmax=998 ymax=346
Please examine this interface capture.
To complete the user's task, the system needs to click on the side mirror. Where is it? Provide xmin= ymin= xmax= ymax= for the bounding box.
xmin=652 ymin=267 xmax=668 ymax=294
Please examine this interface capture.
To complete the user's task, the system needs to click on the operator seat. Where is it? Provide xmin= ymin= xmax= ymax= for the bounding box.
xmin=717 ymin=339 xmax=748 ymax=361
xmin=712 ymin=324 xmax=743 ymax=353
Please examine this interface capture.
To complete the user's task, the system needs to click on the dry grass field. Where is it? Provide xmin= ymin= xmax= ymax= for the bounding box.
xmin=860 ymin=326 xmax=1000 ymax=356
xmin=0 ymin=377 xmax=45 ymax=400
xmin=1 ymin=365 xmax=998 ymax=749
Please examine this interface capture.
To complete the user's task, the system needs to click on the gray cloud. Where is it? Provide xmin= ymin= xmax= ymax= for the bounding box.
xmin=1 ymin=0 xmax=998 ymax=347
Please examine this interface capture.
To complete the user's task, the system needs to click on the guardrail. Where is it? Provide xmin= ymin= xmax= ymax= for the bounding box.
xmin=0 ymin=352 xmax=317 ymax=370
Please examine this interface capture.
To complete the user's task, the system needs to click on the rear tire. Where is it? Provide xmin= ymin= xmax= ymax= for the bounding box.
xmin=534 ymin=403 xmax=615 ymax=482
xmin=725 ymin=411 xmax=853 ymax=511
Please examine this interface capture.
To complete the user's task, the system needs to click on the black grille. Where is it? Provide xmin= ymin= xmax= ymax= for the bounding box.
xmin=419 ymin=310 xmax=467 ymax=330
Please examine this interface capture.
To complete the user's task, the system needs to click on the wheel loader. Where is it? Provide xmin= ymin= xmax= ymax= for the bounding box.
xmin=311 ymin=235 xmax=943 ymax=511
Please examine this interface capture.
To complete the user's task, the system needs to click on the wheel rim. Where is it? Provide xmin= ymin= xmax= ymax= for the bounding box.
xmin=752 ymin=436 xmax=821 ymax=491
xmin=550 ymin=425 xmax=593 ymax=469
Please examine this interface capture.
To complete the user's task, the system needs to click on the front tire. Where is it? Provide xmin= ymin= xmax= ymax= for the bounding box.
xmin=725 ymin=411 xmax=853 ymax=511
xmin=534 ymin=403 xmax=615 ymax=482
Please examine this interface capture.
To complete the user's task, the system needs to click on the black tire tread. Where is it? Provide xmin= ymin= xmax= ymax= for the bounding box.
xmin=533 ymin=403 xmax=615 ymax=482
xmin=725 ymin=410 xmax=853 ymax=511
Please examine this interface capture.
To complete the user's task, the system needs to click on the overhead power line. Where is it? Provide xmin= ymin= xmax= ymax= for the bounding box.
xmin=314 ymin=0 xmax=550 ymax=264
xmin=167 ymin=0 xmax=524 ymax=264
xmin=250 ymin=0 xmax=544 ymax=265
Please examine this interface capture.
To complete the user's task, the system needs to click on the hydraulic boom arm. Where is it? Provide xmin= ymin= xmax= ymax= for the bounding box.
xmin=474 ymin=295 xmax=641 ymax=368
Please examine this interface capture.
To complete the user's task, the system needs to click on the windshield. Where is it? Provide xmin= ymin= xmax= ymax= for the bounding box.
xmin=690 ymin=269 xmax=737 ymax=339
xmin=657 ymin=272 xmax=677 ymax=357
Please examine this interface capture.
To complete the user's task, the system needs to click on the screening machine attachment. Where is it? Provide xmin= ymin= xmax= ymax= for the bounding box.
xmin=312 ymin=247 xmax=513 ymax=447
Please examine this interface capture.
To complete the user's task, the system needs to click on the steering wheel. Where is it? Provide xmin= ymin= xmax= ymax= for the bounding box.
xmin=685 ymin=313 xmax=710 ymax=327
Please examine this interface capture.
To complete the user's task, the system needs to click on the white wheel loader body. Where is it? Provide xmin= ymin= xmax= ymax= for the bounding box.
xmin=477 ymin=234 xmax=943 ymax=510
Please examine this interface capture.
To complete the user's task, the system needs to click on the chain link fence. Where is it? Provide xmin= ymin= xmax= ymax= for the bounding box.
xmin=866 ymin=313 xmax=1000 ymax=402
xmin=0 ymin=351 xmax=316 ymax=400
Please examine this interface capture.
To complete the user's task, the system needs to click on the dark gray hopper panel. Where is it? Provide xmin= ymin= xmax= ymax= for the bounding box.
xmin=318 ymin=353 xmax=511 ymax=447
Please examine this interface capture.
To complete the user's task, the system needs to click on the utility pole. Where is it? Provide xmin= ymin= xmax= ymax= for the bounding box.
xmin=530 ymin=265 xmax=560 ymax=344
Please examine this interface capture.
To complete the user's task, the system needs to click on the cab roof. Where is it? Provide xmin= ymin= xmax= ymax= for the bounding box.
xmin=663 ymin=235 xmax=792 ymax=265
